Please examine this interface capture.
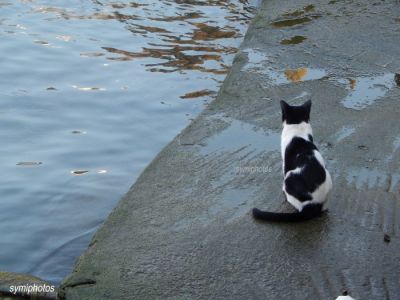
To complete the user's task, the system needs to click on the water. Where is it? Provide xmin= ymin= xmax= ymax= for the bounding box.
xmin=0 ymin=0 xmax=258 ymax=284
xmin=339 ymin=74 xmax=395 ymax=110
xmin=242 ymin=49 xmax=327 ymax=84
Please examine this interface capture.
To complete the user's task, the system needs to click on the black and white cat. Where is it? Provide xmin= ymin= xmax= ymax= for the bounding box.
xmin=252 ymin=100 xmax=332 ymax=222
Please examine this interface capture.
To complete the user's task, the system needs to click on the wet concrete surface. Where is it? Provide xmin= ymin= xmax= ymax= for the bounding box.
xmin=60 ymin=0 xmax=400 ymax=299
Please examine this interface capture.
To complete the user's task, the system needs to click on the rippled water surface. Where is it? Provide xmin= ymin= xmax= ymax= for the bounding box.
xmin=0 ymin=0 xmax=257 ymax=284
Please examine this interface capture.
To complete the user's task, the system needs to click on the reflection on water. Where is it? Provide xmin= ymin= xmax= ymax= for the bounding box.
xmin=33 ymin=0 xmax=255 ymax=76
xmin=0 ymin=0 xmax=258 ymax=284
xmin=180 ymin=89 xmax=215 ymax=99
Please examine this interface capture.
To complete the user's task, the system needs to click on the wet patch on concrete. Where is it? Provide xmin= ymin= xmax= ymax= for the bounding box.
xmin=271 ymin=16 xmax=313 ymax=28
xmin=339 ymin=73 xmax=395 ymax=110
xmin=290 ymin=91 xmax=311 ymax=102
xmin=345 ymin=167 xmax=388 ymax=189
xmin=200 ymin=119 xmax=280 ymax=156
xmin=271 ymin=4 xmax=321 ymax=28
xmin=393 ymin=136 xmax=400 ymax=152
xmin=334 ymin=126 xmax=356 ymax=142
xmin=282 ymin=4 xmax=316 ymax=17
xmin=388 ymin=173 xmax=400 ymax=193
xmin=171 ymin=184 xmax=258 ymax=230
xmin=172 ymin=186 xmax=259 ymax=231
xmin=384 ymin=135 xmax=400 ymax=164
xmin=208 ymin=188 xmax=256 ymax=220
xmin=280 ymin=35 xmax=307 ymax=45
xmin=241 ymin=48 xmax=269 ymax=71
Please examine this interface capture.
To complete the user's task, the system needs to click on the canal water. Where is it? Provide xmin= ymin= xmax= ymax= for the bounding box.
xmin=0 ymin=0 xmax=258 ymax=284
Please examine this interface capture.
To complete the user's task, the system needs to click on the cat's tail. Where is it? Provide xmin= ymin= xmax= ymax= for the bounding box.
xmin=252 ymin=203 xmax=324 ymax=222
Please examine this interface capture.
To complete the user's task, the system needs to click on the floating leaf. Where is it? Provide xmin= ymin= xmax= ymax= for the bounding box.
xmin=34 ymin=40 xmax=49 ymax=45
xmin=71 ymin=170 xmax=89 ymax=175
xmin=71 ymin=130 xmax=87 ymax=134
xmin=80 ymin=52 xmax=104 ymax=57
xmin=17 ymin=161 xmax=42 ymax=166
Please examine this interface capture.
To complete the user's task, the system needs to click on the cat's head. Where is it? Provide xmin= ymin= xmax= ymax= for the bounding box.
xmin=280 ymin=100 xmax=311 ymax=124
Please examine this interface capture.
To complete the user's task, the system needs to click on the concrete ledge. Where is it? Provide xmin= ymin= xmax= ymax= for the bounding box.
xmin=60 ymin=0 xmax=400 ymax=299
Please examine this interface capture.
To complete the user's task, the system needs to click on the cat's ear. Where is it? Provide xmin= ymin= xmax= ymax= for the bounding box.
xmin=303 ymin=100 xmax=312 ymax=112
xmin=303 ymin=100 xmax=312 ymax=122
xmin=280 ymin=100 xmax=289 ymax=121
xmin=280 ymin=100 xmax=290 ymax=112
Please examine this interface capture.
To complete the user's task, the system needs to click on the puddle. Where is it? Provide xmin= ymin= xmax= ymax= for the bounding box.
xmin=334 ymin=126 xmax=356 ymax=142
xmin=242 ymin=51 xmax=327 ymax=84
xmin=276 ymin=67 xmax=326 ymax=84
xmin=245 ymin=48 xmax=269 ymax=65
xmin=280 ymin=35 xmax=307 ymax=45
xmin=340 ymin=73 xmax=395 ymax=110
xmin=345 ymin=167 xmax=388 ymax=189
xmin=200 ymin=119 xmax=280 ymax=155
xmin=242 ymin=48 xmax=269 ymax=71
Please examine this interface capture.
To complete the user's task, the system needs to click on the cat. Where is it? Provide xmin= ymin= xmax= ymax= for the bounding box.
xmin=252 ymin=100 xmax=332 ymax=222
